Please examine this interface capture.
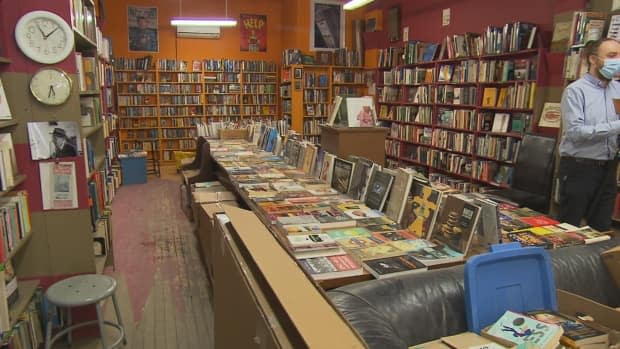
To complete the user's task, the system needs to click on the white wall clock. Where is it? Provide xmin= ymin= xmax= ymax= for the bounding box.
xmin=15 ymin=10 xmax=74 ymax=64
xmin=30 ymin=68 xmax=73 ymax=105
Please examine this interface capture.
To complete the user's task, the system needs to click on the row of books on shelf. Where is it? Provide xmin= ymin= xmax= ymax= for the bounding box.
xmin=75 ymin=53 xmax=98 ymax=92
xmin=88 ymin=170 xmax=112 ymax=232
xmin=209 ymin=130 xmax=610 ymax=282
xmin=114 ymin=57 xmax=277 ymax=73
xmin=378 ymin=23 xmax=538 ymax=69
xmin=0 ymin=191 xmax=31 ymax=263
xmin=195 ymin=119 xmax=290 ymax=140
xmin=0 ymin=284 xmax=44 ymax=347
xmin=282 ymin=48 xmax=361 ymax=67
xmin=70 ymin=0 xmax=96 ymax=42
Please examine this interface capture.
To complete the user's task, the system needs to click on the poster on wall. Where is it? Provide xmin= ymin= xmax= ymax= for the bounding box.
xmin=310 ymin=0 xmax=344 ymax=51
xmin=27 ymin=121 xmax=81 ymax=160
xmin=128 ymin=6 xmax=158 ymax=52
xmin=240 ymin=14 xmax=267 ymax=52
xmin=40 ymin=161 xmax=78 ymax=210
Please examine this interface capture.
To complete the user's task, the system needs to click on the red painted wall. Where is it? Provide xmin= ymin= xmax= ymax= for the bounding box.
xmin=363 ymin=0 xmax=586 ymax=48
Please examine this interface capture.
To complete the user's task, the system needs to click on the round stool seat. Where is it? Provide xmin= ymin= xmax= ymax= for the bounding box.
xmin=46 ymin=274 xmax=117 ymax=307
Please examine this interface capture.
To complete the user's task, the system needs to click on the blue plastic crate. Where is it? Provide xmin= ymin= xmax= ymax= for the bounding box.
xmin=120 ymin=156 xmax=147 ymax=185
xmin=465 ymin=242 xmax=557 ymax=334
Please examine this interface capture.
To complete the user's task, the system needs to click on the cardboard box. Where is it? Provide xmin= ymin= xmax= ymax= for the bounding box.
xmin=198 ymin=202 xmax=239 ymax=279
xmin=557 ymin=289 xmax=620 ymax=332
xmin=191 ymin=191 xmax=237 ymax=228
xmin=601 ymin=245 xmax=620 ymax=290
xmin=212 ymin=206 xmax=367 ymax=348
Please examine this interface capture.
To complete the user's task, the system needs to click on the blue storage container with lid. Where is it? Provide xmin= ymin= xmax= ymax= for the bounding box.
xmin=465 ymin=242 xmax=557 ymax=334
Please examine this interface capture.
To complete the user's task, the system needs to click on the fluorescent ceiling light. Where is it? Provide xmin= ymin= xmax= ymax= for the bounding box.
xmin=170 ymin=18 xmax=237 ymax=27
xmin=343 ymin=0 xmax=374 ymax=10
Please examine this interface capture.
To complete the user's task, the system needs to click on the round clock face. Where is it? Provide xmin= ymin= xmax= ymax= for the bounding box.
xmin=30 ymin=68 xmax=73 ymax=105
xmin=15 ymin=10 xmax=74 ymax=64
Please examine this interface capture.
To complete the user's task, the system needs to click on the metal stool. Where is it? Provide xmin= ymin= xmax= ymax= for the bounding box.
xmin=45 ymin=274 xmax=126 ymax=349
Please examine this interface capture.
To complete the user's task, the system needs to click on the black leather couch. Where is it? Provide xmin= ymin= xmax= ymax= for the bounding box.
xmin=328 ymin=239 xmax=620 ymax=349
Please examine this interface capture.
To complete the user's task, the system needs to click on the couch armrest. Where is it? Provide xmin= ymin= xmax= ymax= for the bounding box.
xmin=329 ymin=291 xmax=408 ymax=349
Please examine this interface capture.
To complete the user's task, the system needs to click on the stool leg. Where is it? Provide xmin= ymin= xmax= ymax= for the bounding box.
xmin=66 ymin=308 xmax=72 ymax=346
xmin=95 ymin=303 xmax=107 ymax=349
xmin=111 ymin=293 xmax=127 ymax=345
xmin=45 ymin=316 xmax=52 ymax=349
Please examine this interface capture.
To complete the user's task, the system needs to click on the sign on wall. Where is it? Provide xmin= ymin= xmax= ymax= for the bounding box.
xmin=128 ymin=6 xmax=159 ymax=52
xmin=240 ymin=14 xmax=267 ymax=52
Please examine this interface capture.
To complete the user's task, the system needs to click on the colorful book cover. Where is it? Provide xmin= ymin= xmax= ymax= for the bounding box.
xmin=348 ymin=244 xmax=406 ymax=261
xmin=363 ymin=254 xmax=427 ymax=279
xmin=325 ymin=227 xmax=371 ymax=240
xmin=404 ymin=182 xmax=443 ymax=238
xmin=518 ymin=216 xmax=560 ymax=227
xmin=280 ymin=223 xmax=322 ymax=235
xmin=336 ymin=236 xmax=385 ymax=250
xmin=485 ymin=310 xmax=563 ymax=348
xmin=371 ymin=230 xmax=416 ymax=242
xmin=389 ymin=239 xmax=436 ymax=252
xmin=331 ymin=158 xmax=355 ymax=194
xmin=507 ymin=231 xmax=552 ymax=248
xmin=407 ymin=244 xmax=463 ymax=266
xmin=430 ymin=196 xmax=481 ymax=255
xmin=525 ymin=310 xmax=608 ymax=347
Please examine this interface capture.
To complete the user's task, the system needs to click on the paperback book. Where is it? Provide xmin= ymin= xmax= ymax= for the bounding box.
xmin=363 ymin=254 xmax=427 ymax=279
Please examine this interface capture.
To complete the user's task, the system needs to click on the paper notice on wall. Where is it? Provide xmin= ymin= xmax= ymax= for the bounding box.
xmin=442 ymin=8 xmax=450 ymax=26
xmin=608 ymin=15 xmax=620 ymax=40
xmin=40 ymin=161 xmax=78 ymax=210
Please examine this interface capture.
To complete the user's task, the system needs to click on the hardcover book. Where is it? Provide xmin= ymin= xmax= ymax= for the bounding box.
xmin=364 ymin=170 xmax=395 ymax=211
xmin=331 ymin=158 xmax=355 ymax=194
xmin=404 ymin=182 xmax=443 ymax=238
xmin=347 ymin=157 xmax=375 ymax=200
xmin=384 ymin=168 xmax=415 ymax=224
xmin=430 ymin=195 xmax=481 ymax=255
xmin=363 ymin=254 xmax=427 ymax=279
xmin=298 ymin=253 xmax=364 ymax=280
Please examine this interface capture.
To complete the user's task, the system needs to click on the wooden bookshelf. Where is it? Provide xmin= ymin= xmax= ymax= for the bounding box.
xmin=0 ymin=174 xmax=26 ymax=198
xmin=9 ymin=280 xmax=39 ymax=327
xmin=376 ymin=45 xmax=541 ymax=191
xmin=0 ymin=57 xmax=11 ymax=64
xmin=115 ymin=58 xmax=279 ymax=162
xmin=7 ymin=232 xmax=34 ymax=261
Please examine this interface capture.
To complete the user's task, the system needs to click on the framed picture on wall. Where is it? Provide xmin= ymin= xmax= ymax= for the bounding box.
xmin=294 ymin=68 xmax=303 ymax=80
xmin=127 ymin=6 xmax=159 ymax=52
xmin=310 ymin=0 xmax=345 ymax=51
xmin=294 ymin=80 xmax=302 ymax=90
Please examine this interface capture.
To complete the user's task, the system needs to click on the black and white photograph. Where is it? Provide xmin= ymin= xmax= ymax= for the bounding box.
xmin=310 ymin=0 xmax=344 ymax=50
xmin=294 ymin=67 xmax=303 ymax=80
xmin=27 ymin=121 xmax=81 ymax=160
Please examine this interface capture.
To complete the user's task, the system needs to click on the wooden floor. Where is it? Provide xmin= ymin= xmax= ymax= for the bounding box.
xmin=71 ymin=167 xmax=214 ymax=349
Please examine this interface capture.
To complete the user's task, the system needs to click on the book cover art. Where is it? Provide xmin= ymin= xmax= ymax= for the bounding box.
xmin=240 ymin=14 xmax=267 ymax=52
xmin=525 ymin=310 xmax=608 ymax=346
xmin=407 ymin=244 xmax=463 ymax=265
xmin=277 ymin=215 xmax=319 ymax=226
xmin=371 ymin=230 xmax=416 ymax=242
xmin=325 ymin=227 xmax=371 ymax=240
xmin=499 ymin=213 xmax=532 ymax=232
xmin=287 ymin=233 xmax=336 ymax=250
xmin=431 ymin=196 xmax=481 ymax=255
xmin=507 ymin=231 xmax=552 ymax=248
xmin=365 ymin=223 xmax=402 ymax=233
xmin=404 ymin=182 xmax=443 ymax=238
xmin=570 ymin=226 xmax=611 ymax=243
xmin=280 ymin=223 xmax=322 ymax=235
xmin=363 ymin=254 xmax=427 ymax=278
xmin=356 ymin=216 xmax=398 ymax=227
xmin=348 ymin=244 xmax=405 ymax=261
xmin=336 ymin=235 xmax=385 ymax=250
xmin=518 ymin=216 xmax=560 ymax=227
xmin=347 ymin=158 xmax=375 ymax=200
xmin=389 ymin=239 xmax=435 ymax=252
xmin=486 ymin=310 xmax=563 ymax=348
xmin=331 ymin=158 xmax=355 ymax=194
xmin=365 ymin=170 xmax=395 ymax=211
xmin=299 ymin=254 xmax=362 ymax=279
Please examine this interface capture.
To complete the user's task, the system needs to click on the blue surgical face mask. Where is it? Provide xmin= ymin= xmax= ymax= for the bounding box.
xmin=599 ymin=57 xmax=620 ymax=80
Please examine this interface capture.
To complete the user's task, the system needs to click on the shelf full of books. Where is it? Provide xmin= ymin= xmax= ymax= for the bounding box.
xmin=280 ymin=63 xmax=367 ymax=143
xmin=114 ymin=58 xmax=280 ymax=162
xmin=375 ymin=21 xmax=542 ymax=192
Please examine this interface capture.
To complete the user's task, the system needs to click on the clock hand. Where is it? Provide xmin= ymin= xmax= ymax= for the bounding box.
xmin=44 ymin=27 xmax=59 ymax=39
xmin=36 ymin=23 xmax=46 ymax=39
xmin=48 ymin=85 xmax=56 ymax=98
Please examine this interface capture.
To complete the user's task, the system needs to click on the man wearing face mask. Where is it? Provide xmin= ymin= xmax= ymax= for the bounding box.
xmin=559 ymin=38 xmax=620 ymax=231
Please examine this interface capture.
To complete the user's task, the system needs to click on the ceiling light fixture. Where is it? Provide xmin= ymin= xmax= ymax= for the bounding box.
xmin=170 ymin=0 xmax=237 ymax=27
xmin=343 ymin=0 xmax=375 ymax=10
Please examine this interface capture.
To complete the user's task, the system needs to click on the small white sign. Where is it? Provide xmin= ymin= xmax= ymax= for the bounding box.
xmin=403 ymin=26 xmax=409 ymax=42
xmin=442 ymin=8 xmax=451 ymax=26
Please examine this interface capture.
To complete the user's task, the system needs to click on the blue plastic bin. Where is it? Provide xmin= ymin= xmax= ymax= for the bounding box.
xmin=120 ymin=156 xmax=147 ymax=185
xmin=464 ymin=242 xmax=557 ymax=334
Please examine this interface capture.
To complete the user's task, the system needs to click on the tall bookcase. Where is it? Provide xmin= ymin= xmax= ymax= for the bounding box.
xmin=115 ymin=58 xmax=279 ymax=162
xmin=281 ymin=64 xmax=366 ymax=144
xmin=0 ymin=0 xmax=117 ymax=281
xmin=377 ymin=47 xmax=543 ymax=192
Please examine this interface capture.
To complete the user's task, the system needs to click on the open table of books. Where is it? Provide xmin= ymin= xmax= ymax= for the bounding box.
xmin=203 ymin=126 xmax=613 ymax=289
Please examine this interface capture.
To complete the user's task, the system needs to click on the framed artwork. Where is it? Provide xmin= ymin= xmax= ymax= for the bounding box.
xmin=294 ymin=68 xmax=303 ymax=80
xmin=310 ymin=0 xmax=344 ymax=51
xmin=128 ymin=6 xmax=158 ymax=52
xmin=240 ymin=14 xmax=267 ymax=52
xmin=294 ymin=81 xmax=302 ymax=90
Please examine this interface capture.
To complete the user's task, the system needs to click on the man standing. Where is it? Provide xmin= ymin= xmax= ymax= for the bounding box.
xmin=559 ymin=38 xmax=620 ymax=231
